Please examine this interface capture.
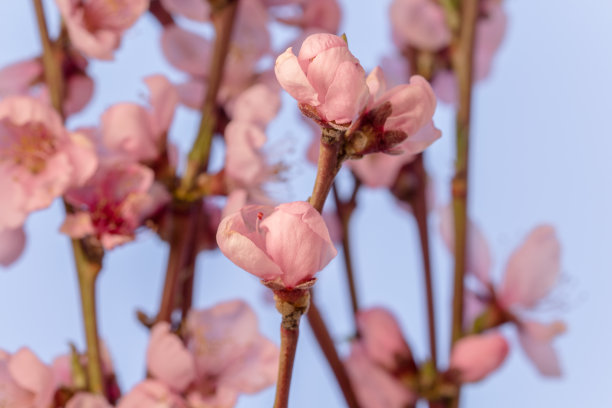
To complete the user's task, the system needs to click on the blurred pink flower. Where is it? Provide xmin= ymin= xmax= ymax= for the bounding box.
xmin=101 ymin=75 xmax=178 ymax=162
xmin=160 ymin=0 xmax=210 ymax=21
xmin=56 ymin=0 xmax=150 ymax=60
xmin=449 ymin=332 xmax=509 ymax=382
xmin=146 ymin=300 xmax=278 ymax=406
xmin=66 ymin=393 xmax=112 ymax=408
xmin=217 ymin=201 xmax=337 ymax=288
xmin=0 ymin=227 xmax=26 ymax=267
xmin=272 ymin=0 xmax=341 ymax=34
xmin=0 ymin=58 xmax=43 ymax=97
xmin=0 ymin=96 xmax=98 ymax=229
xmin=225 ymin=83 xmax=281 ymax=128
xmin=62 ymin=160 xmax=170 ymax=249
xmin=345 ymin=308 xmax=417 ymax=408
xmin=390 ymin=0 xmax=451 ymax=52
xmin=0 ymin=348 xmax=56 ymax=408
xmin=118 ymin=380 xmax=186 ymax=408
xmin=275 ymin=33 xmax=369 ymax=125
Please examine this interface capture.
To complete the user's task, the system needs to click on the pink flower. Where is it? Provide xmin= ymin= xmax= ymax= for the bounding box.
xmin=275 ymin=33 xmax=370 ymax=125
xmin=146 ymin=300 xmax=278 ymax=406
xmin=160 ymin=0 xmax=210 ymax=21
xmin=345 ymin=308 xmax=417 ymax=408
xmin=0 ymin=58 xmax=43 ymax=98
xmin=66 ymin=393 xmax=112 ymax=408
xmin=0 ymin=96 xmax=97 ymax=229
xmin=272 ymin=0 xmax=341 ymax=34
xmin=390 ymin=0 xmax=452 ymax=51
xmin=101 ymin=75 xmax=178 ymax=162
xmin=162 ymin=26 xmax=213 ymax=77
xmin=216 ymin=201 xmax=337 ymax=288
xmin=0 ymin=348 xmax=56 ymax=408
xmin=62 ymin=160 xmax=170 ymax=249
xmin=56 ymin=0 xmax=150 ymax=60
xmin=449 ymin=332 xmax=509 ymax=382
xmin=118 ymin=380 xmax=186 ymax=408
xmin=440 ymin=217 xmax=566 ymax=377
xmin=225 ymin=83 xmax=281 ymax=128
xmin=0 ymin=227 xmax=26 ymax=267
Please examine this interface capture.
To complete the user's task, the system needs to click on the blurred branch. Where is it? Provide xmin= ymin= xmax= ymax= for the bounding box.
xmin=33 ymin=0 xmax=105 ymax=394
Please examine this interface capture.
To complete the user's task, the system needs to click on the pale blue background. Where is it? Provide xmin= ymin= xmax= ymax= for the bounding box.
xmin=0 ymin=0 xmax=611 ymax=406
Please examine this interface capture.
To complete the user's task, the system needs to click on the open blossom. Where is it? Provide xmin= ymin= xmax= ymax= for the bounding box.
xmin=146 ymin=300 xmax=278 ymax=407
xmin=440 ymin=214 xmax=565 ymax=377
xmin=345 ymin=308 xmax=417 ymax=408
xmin=449 ymin=332 xmax=509 ymax=382
xmin=0 ymin=348 xmax=56 ymax=408
xmin=0 ymin=96 xmax=97 ymax=230
xmin=61 ymin=160 xmax=170 ymax=249
xmin=56 ymin=0 xmax=150 ymax=60
xmin=217 ymin=201 xmax=337 ymax=288
xmin=101 ymin=75 xmax=178 ymax=163
xmin=275 ymin=33 xmax=370 ymax=125
xmin=390 ymin=0 xmax=452 ymax=52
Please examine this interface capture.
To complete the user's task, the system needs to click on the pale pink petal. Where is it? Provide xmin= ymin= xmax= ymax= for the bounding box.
xmin=499 ymin=225 xmax=561 ymax=309
xmin=432 ymin=70 xmax=457 ymax=105
xmin=145 ymin=75 xmax=179 ymax=136
xmin=222 ymin=189 xmax=249 ymax=219
xmin=450 ymin=332 xmax=509 ymax=382
xmin=176 ymin=79 xmax=206 ymax=110
xmin=0 ymin=58 xmax=43 ymax=97
xmin=0 ymin=359 xmax=34 ymax=407
xmin=8 ymin=348 xmax=55 ymax=407
xmin=345 ymin=344 xmax=417 ymax=408
xmin=101 ymin=103 xmax=157 ymax=161
xmin=64 ymin=75 xmax=94 ymax=116
xmin=0 ymin=227 xmax=26 ymax=267
xmin=229 ymin=83 xmax=280 ymax=126
xmin=439 ymin=205 xmax=492 ymax=284
xmin=224 ymin=121 xmax=267 ymax=186
xmin=366 ymin=66 xmax=388 ymax=105
xmin=390 ymin=0 xmax=451 ymax=51
xmin=147 ymin=322 xmax=196 ymax=392
xmin=474 ymin=1 xmax=507 ymax=81
xmin=160 ymin=0 xmax=210 ymax=21
xmin=518 ymin=320 xmax=565 ymax=377
xmin=297 ymin=33 xmax=347 ymax=67
xmin=118 ymin=380 xmax=187 ymax=408
xmin=306 ymin=46 xmax=359 ymax=103
xmin=301 ymin=0 xmax=341 ymax=33
xmin=60 ymin=213 xmax=95 ymax=239
xmin=401 ymin=121 xmax=441 ymax=156
xmin=357 ymin=308 xmax=412 ymax=370
xmin=66 ymin=393 xmax=112 ymax=408
xmin=274 ymin=48 xmax=319 ymax=106
xmin=161 ymin=26 xmax=212 ymax=76
xmin=66 ymin=131 xmax=98 ymax=186
xmin=320 ymin=60 xmax=369 ymax=124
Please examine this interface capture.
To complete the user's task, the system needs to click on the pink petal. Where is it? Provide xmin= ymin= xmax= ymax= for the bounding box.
xmin=8 ymin=348 xmax=55 ymax=407
xmin=366 ymin=66 xmax=388 ymax=105
xmin=147 ymin=322 xmax=196 ymax=392
xmin=390 ymin=0 xmax=451 ymax=51
xmin=66 ymin=393 xmax=112 ymax=408
xmin=356 ymin=308 xmax=412 ymax=370
xmin=261 ymin=201 xmax=337 ymax=287
xmin=450 ymin=332 xmax=509 ymax=382
xmin=161 ymin=26 xmax=212 ymax=76
xmin=274 ymin=48 xmax=319 ymax=106
xmin=160 ymin=0 xmax=210 ymax=21
xmin=101 ymin=103 xmax=158 ymax=161
xmin=64 ymin=75 xmax=94 ymax=116
xmin=144 ymin=75 xmax=179 ymax=136
xmin=0 ymin=58 xmax=43 ymax=97
xmin=216 ymin=207 xmax=284 ymax=281
xmin=229 ymin=83 xmax=281 ymax=126
xmin=320 ymin=60 xmax=369 ymax=124
xmin=66 ymin=131 xmax=98 ymax=186
xmin=439 ymin=205 xmax=492 ymax=284
xmin=400 ymin=120 xmax=442 ymax=156
xmin=297 ymin=33 xmax=347 ymax=67
xmin=0 ymin=227 xmax=26 ymax=267
xmin=224 ymin=121 xmax=267 ymax=186
xmin=518 ymin=320 xmax=565 ymax=377
xmin=432 ymin=70 xmax=458 ymax=105
xmin=60 ymin=213 xmax=95 ymax=239
xmin=117 ymin=380 xmax=187 ymax=408
xmin=175 ymin=79 xmax=206 ymax=110
xmin=499 ymin=225 xmax=561 ymax=309
xmin=474 ymin=1 xmax=507 ymax=81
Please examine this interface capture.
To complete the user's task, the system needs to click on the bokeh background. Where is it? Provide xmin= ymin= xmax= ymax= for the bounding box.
xmin=1 ymin=0 xmax=611 ymax=406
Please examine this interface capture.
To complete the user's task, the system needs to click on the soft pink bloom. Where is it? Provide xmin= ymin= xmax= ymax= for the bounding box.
xmin=439 ymin=205 xmax=492 ymax=284
xmin=0 ymin=96 xmax=97 ymax=229
xmin=346 ymin=344 xmax=417 ymax=408
xmin=0 ymin=58 xmax=43 ymax=98
xmin=146 ymin=301 xmax=278 ymax=406
xmin=66 ymin=393 xmax=113 ymax=408
xmin=225 ymin=83 xmax=281 ymax=128
xmin=390 ymin=0 xmax=452 ymax=51
xmin=217 ymin=201 xmax=337 ymax=288
xmin=356 ymin=308 xmax=413 ymax=371
xmin=273 ymin=0 xmax=341 ymax=34
xmin=56 ymin=0 xmax=150 ymax=60
xmin=275 ymin=33 xmax=369 ymax=125
xmin=162 ymin=26 xmax=213 ymax=77
xmin=118 ymin=380 xmax=186 ymax=408
xmin=0 ymin=348 xmax=56 ymax=408
xmin=449 ymin=332 xmax=509 ymax=382
xmin=62 ymin=160 xmax=170 ymax=249
xmin=160 ymin=0 xmax=210 ymax=21
xmin=101 ymin=75 xmax=178 ymax=162
xmin=518 ymin=320 xmax=566 ymax=377
xmin=0 ymin=227 xmax=26 ymax=267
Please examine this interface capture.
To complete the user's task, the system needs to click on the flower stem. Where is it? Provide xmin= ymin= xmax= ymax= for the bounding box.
xmin=411 ymin=154 xmax=438 ymax=368
xmin=179 ymin=0 xmax=239 ymax=197
xmin=331 ymin=181 xmax=360 ymax=335
xmin=449 ymin=0 xmax=480 ymax=407
xmin=33 ymin=0 xmax=105 ymax=394
xmin=273 ymin=324 xmax=300 ymax=408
